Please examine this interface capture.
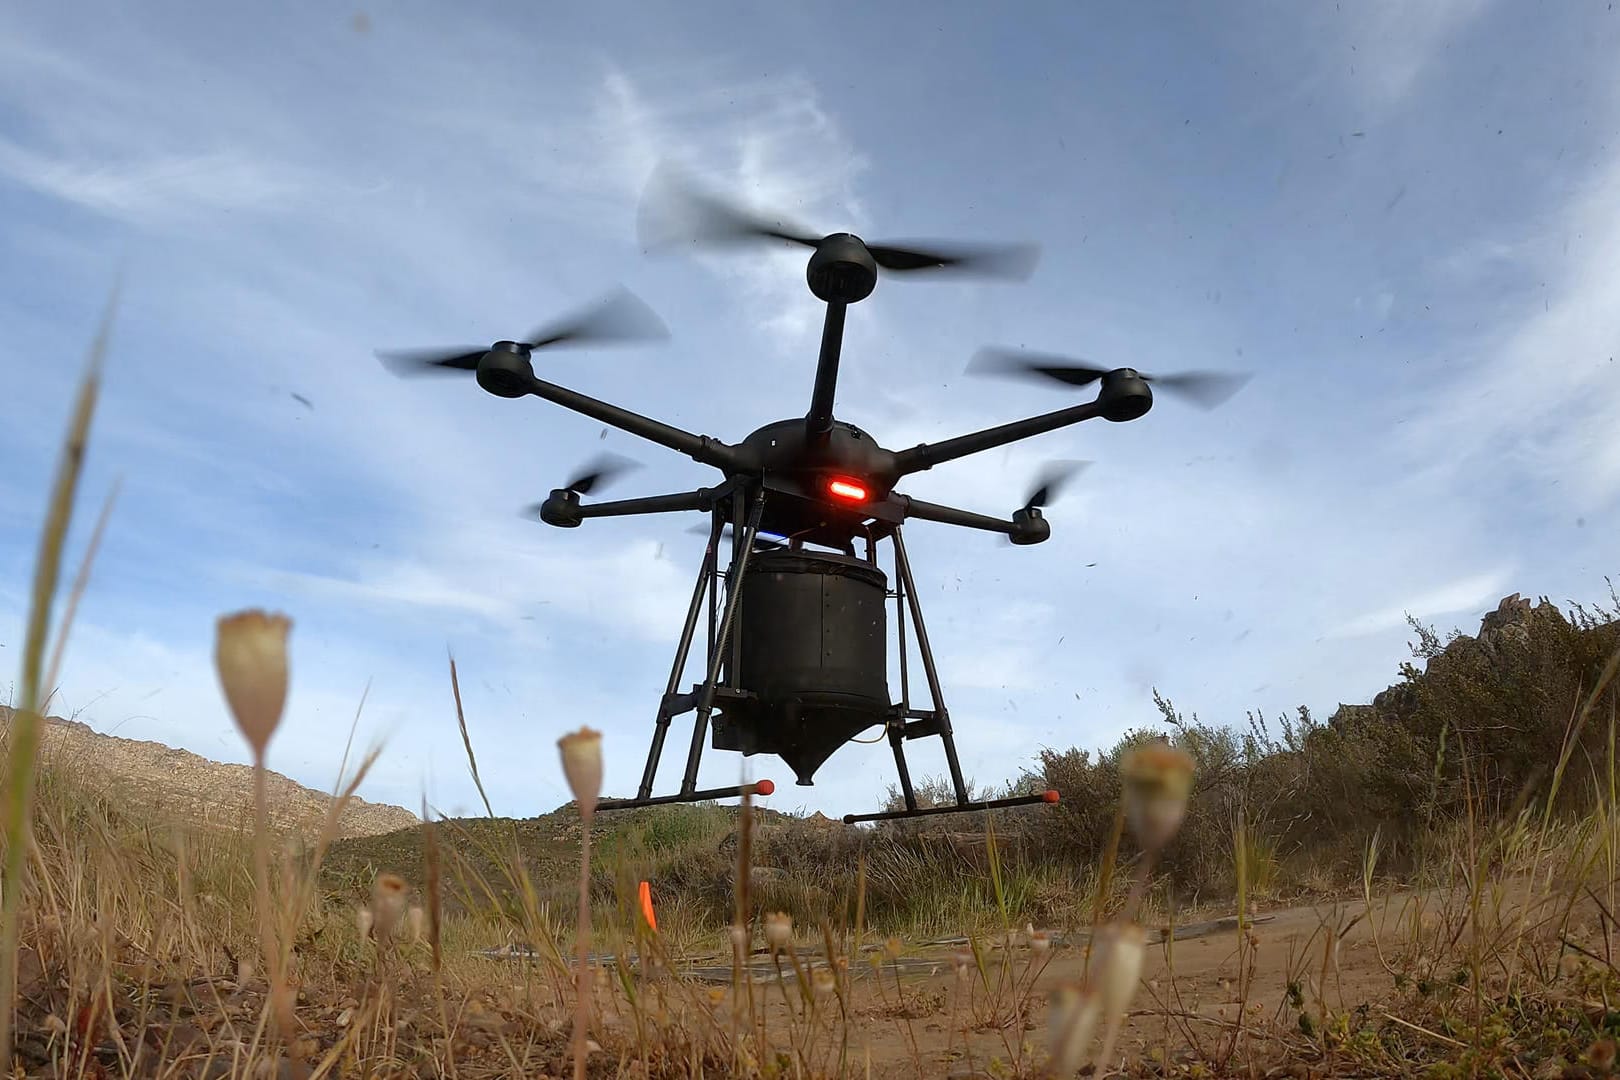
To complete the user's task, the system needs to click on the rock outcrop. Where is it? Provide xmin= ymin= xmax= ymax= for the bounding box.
xmin=1332 ymin=593 xmax=1581 ymax=728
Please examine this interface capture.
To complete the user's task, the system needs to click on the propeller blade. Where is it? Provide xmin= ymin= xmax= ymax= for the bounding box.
xmin=523 ymin=286 xmax=669 ymax=349
xmin=968 ymin=347 xmax=1250 ymax=410
xmin=637 ymin=162 xmax=822 ymax=253
xmin=637 ymin=161 xmax=1039 ymax=281
xmin=377 ymin=286 xmax=667 ymax=378
xmin=1143 ymin=370 xmax=1253 ymax=410
xmin=685 ymin=521 xmax=788 ymax=548
xmin=376 ymin=346 xmax=490 ymax=376
xmin=564 ymin=452 xmax=641 ymax=495
xmin=1023 ymin=460 xmax=1090 ymax=511
xmin=866 ymin=240 xmax=1040 ymax=281
xmin=968 ymin=347 xmax=1110 ymax=387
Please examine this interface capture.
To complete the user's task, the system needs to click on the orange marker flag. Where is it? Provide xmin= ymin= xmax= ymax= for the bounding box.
xmin=639 ymin=879 xmax=658 ymax=933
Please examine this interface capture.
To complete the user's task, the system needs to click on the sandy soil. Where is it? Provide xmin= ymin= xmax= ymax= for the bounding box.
xmin=672 ymin=884 xmax=1542 ymax=1078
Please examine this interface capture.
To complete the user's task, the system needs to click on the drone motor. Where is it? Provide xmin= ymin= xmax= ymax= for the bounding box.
xmin=806 ymin=233 xmax=880 ymax=304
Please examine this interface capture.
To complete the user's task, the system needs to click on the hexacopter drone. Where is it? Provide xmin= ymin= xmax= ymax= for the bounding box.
xmin=380 ymin=164 xmax=1248 ymax=824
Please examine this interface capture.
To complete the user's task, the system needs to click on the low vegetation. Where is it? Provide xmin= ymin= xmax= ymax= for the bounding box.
xmin=6 ymin=297 xmax=1620 ymax=1076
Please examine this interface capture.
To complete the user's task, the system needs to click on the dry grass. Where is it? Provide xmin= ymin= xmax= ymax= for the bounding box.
xmin=7 ymin=288 xmax=1620 ymax=1077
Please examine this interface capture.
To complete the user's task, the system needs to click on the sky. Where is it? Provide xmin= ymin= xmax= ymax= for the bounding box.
xmin=2 ymin=1 xmax=1618 ymax=823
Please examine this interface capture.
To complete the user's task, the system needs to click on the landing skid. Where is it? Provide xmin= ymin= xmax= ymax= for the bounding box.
xmin=596 ymin=486 xmax=1061 ymax=825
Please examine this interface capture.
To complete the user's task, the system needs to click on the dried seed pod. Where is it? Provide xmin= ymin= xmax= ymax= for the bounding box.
xmin=556 ymin=727 xmax=604 ymax=821
xmin=1120 ymin=740 xmax=1195 ymax=853
xmin=1047 ymin=981 xmax=1102 ymax=1074
xmin=1092 ymin=921 xmax=1148 ymax=1023
xmin=764 ymin=912 xmax=792 ymax=952
xmin=1090 ymin=921 xmax=1148 ymax=1075
xmin=370 ymin=873 xmax=409 ymax=940
xmin=214 ymin=611 xmax=291 ymax=761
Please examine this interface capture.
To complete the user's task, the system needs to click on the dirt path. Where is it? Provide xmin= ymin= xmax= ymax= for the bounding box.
xmin=703 ymin=886 xmax=1504 ymax=1077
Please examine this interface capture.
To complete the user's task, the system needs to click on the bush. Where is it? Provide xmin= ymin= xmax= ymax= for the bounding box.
xmin=1021 ymin=587 xmax=1620 ymax=900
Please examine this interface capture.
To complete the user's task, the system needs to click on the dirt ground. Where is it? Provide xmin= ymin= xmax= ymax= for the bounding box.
xmin=671 ymin=886 xmax=1519 ymax=1078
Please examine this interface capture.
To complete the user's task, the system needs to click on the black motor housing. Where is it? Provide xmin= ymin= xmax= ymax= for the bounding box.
xmin=712 ymin=548 xmax=890 ymax=784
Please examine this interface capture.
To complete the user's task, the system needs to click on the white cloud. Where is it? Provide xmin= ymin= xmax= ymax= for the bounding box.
xmin=251 ymin=529 xmax=700 ymax=646
xmin=1351 ymin=0 xmax=1493 ymax=107
xmin=0 ymin=141 xmax=312 ymax=226
xmin=1327 ymin=567 xmax=1518 ymax=639
xmin=1402 ymin=147 xmax=1620 ymax=508
xmin=585 ymin=65 xmax=876 ymax=355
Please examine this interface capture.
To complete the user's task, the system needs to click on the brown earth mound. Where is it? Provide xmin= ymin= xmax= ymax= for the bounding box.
xmin=1 ymin=705 xmax=417 ymax=841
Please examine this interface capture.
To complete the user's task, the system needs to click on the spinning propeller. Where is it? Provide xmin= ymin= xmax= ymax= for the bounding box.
xmin=557 ymin=452 xmax=641 ymax=495
xmin=377 ymin=287 xmax=668 ymax=376
xmin=685 ymin=521 xmax=789 ymax=550
xmin=968 ymin=347 xmax=1251 ymax=411
xmin=637 ymin=163 xmax=1040 ymax=282
xmin=520 ymin=453 xmax=641 ymax=519
xmin=1020 ymin=459 xmax=1090 ymax=514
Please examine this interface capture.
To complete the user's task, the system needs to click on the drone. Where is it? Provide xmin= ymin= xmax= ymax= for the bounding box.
xmin=379 ymin=163 xmax=1249 ymax=825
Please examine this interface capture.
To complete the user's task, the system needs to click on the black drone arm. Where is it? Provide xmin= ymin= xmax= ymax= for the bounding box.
xmin=890 ymin=400 xmax=1106 ymax=476
xmin=576 ymin=488 xmax=721 ymax=520
xmin=898 ymin=495 xmax=1015 ymax=536
xmin=514 ymin=372 xmax=741 ymax=472
xmin=804 ymin=303 xmax=847 ymax=440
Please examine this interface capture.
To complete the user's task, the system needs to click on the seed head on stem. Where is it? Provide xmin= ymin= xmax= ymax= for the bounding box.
xmin=214 ymin=611 xmax=290 ymax=764
xmin=558 ymin=727 xmax=603 ymax=821
xmin=1120 ymin=740 xmax=1195 ymax=856
xmin=214 ymin=609 xmax=292 ymax=1044
xmin=1091 ymin=921 xmax=1147 ymax=1032
xmin=1047 ymin=982 xmax=1102 ymax=1074
xmin=764 ymin=911 xmax=793 ymax=954
xmin=370 ymin=872 xmax=409 ymax=942
xmin=557 ymin=726 xmax=603 ymax=1080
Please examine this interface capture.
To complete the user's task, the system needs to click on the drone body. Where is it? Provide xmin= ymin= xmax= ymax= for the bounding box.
xmin=381 ymin=165 xmax=1248 ymax=823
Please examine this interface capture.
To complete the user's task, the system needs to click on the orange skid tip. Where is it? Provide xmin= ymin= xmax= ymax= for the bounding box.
xmin=638 ymin=879 xmax=657 ymax=932
xmin=752 ymin=779 xmax=776 ymax=797
xmin=1042 ymin=789 xmax=1061 ymax=804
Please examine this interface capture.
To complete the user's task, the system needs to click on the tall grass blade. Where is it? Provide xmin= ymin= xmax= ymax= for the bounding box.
xmin=0 ymin=281 xmax=117 ymax=1066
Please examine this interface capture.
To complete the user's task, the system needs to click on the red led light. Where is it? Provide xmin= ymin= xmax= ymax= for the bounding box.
xmin=828 ymin=478 xmax=868 ymax=501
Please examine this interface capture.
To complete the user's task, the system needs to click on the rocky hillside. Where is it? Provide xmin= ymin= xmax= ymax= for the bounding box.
xmin=1 ymin=705 xmax=418 ymax=841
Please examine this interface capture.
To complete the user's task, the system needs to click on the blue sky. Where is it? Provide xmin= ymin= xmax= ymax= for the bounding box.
xmin=3 ymin=1 xmax=1617 ymax=822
